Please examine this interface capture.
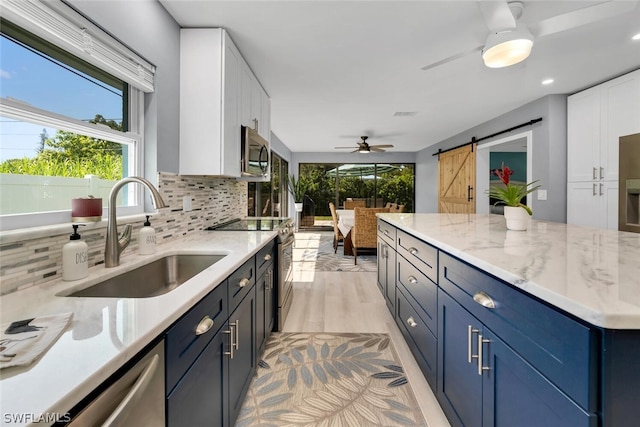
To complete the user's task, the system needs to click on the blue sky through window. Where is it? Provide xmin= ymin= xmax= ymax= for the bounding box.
xmin=0 ymin=34 xmax=123 ymax=161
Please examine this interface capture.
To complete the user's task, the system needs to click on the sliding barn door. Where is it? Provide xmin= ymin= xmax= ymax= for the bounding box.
xmin=438 ymin=144 xmax=476 ymax=213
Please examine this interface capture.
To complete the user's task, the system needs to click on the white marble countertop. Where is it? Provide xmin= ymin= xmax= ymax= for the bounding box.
xmin=0 ymin=230 xmax=276 ymax=427
xmin=378 ymin=213 xmax=640 ymax=330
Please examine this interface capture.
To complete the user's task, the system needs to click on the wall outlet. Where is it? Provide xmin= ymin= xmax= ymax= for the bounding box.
xmin=183 ymin=196 xmax=192 ymax=212
xmin=537 ymin=189 xmax=547 ymax=201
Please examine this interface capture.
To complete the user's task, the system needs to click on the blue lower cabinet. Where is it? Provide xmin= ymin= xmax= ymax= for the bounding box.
xmin=166 ymin=327 xmax=229 ymax=427
xmin=438 ymin=290 xmax=596 ymax=427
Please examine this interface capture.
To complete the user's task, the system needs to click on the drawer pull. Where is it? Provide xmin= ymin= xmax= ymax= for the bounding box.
xmin=408 ymin=247 xmax=418 ymax=256
xmin=407 ymin=275 xmax=418 ymax=284
xmin=384 ymin=229 xmax=390 ymax=236
xmin=473 ymin=291 xmax=496 ymax=309
xmin=195 ymin=316 xmax=214 ymax=336
xmin=593 ymin=167 xmax=598 ymax=180
xmin=238 ymin=277 xmax=250 ymax=288
xmin=478 ymin=334 xmax=491 ymax=376
xmin=264 ymin=253 xmax=272 ymax=261
xmin=468 ymin=325 xmax=479 ymax=363
xmin=407 ymin=317 xmax=417 ymax=328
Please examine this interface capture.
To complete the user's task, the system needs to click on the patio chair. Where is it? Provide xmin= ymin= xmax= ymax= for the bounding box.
xmin=351 ymin=207 xmax=390 ymax=264
xmin=329 ymin=202 xmax=344 ymax=253
xmin=344 ymin=200 xmax=366 ymax=210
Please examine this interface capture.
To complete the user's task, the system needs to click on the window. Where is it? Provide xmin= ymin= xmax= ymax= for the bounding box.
xmin=0 ymin=2 xmax=154 ymax=231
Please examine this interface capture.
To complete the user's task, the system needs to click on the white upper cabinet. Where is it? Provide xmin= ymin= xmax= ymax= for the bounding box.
xmin=179 ymin=28 xmax=271 ymax=177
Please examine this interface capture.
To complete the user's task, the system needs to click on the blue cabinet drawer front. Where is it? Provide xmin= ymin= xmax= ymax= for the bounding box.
xmin=229 ymin=257 xmax=256 ymax=313
xmin=397 ymin=229 xmax=437 ymax=284
xmin=439 ymin=252 xmax=597 ymax=411
xmin=166 ymin=281 xmax=228 ymax=394
xmin=256 ymin=239 xmax=276 ymax=277
xmin=377 ymin=220 xmax=396 ymax=248
xmin=397 ymin=254 xmax=437 ymax=335
xmin=396 ymin=287 xmax=437 ymax=391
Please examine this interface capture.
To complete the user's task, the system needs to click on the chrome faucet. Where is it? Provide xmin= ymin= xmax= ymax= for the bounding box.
xmin=104 ymin=177 xmax=167 ymax=267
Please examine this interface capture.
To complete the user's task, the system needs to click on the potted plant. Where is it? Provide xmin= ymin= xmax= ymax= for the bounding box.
xmin=287 ymin=173 xmax=307 ymax=212
xmin=487 ymin=163 xmax=540 ymax=230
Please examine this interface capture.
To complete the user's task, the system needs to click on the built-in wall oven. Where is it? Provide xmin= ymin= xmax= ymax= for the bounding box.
xmin=207 ymin=217 xmax=294 ymax=330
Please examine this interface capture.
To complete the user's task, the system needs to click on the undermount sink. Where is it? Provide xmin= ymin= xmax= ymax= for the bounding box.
xmin=64 ymin=254 xmax=226 ymax=298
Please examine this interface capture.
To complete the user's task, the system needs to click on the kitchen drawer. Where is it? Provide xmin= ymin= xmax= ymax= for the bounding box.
xmin=256 ymin=239 xmax=276 ymax=277
xmin=166 ymin=281 xmax=228 ymax=394
xmin=396 ymin=229 xmax=437 ymax=285
xmin=439 ymin=251 xmax=597 ymax=411
xmin=396 ymin=287 xmax=437 ymax=392
xmin=397 ymin=254 xmax=437 ymax=335
xmin=229 ymin=257 xmax=256 ymax=313
xmin=377 ymin=220 xmax=396 ymax=248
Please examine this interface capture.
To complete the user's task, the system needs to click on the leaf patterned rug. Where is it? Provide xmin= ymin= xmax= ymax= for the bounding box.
xmin=237 ymin=333 xmax=427 ymax=426
xmin=293 ymin=232 xmax=377 ymax=273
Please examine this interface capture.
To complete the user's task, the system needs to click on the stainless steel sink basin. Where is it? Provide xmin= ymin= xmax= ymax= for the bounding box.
xmin=65 ymin=254 xmax=226 ymax=298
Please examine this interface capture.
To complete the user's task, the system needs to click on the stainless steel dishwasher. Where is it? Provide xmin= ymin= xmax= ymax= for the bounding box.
xmin=67 ymin=340 xmax=164 ymax=426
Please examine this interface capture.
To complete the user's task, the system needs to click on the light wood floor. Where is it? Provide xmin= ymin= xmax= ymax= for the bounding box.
xmin=283 ymin=269 xmax=451 ymax=427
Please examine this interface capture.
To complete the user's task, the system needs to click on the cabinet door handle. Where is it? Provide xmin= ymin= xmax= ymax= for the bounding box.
xmin=478 ymin=334 xmax=491 ymax=376
xmin=194 ymin=316 xmax=214 ymax=336
xmin=235 ymin=319 xmax=240 ymax=350
xmin=253 ymin=118 xmax=259 ymax=131
xmin=264 ymin=253 xmax=272 ymax=261
xmin=238 ymin=277 xmax=250 ymax=288
xmin=224 ymin=323 xmax=236 ymax=359
xmin=468 ymin=325 xmax=479 ymax=364
xmin=467 ymin=185 xmax=474 ymax=202
xmin=599 ymin=183 xmax=604 ymax=196
xmin=593 ymin=183 xmax=598 ymax=196
xmin=407 ymin=317 xmax=417 ymax=328
xmin=473 ymin=291 xmax=496 ymax=309
xmin=600 ymin=167 xmax=604 ymax=180
xmin=407 ymin=275 xmax=418 ymax=284
xmin=408 ymin=247 xmax=418 ymax=256
xmin=593 ymin=167 xmax=598 ymax=180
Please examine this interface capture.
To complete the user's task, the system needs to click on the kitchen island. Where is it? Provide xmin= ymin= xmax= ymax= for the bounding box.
xmin=377 ymin=213 xmax=640 ymax=427
xmin=0 ymin=230 xmax=277 ymax=426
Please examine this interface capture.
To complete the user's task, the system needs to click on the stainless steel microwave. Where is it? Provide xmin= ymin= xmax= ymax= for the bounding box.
xmin=241 ymin=125 xmax=269 ymax=177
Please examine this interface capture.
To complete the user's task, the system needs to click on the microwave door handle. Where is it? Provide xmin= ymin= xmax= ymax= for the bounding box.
xmin=259 ymin=146 xmax=269 ymax=175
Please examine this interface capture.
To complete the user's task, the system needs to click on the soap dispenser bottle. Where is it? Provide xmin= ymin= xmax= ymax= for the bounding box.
xmin=63 ymin=224 xmax=88 ymax=281
xmin=139 ymin=215 xmax=156 ymax=255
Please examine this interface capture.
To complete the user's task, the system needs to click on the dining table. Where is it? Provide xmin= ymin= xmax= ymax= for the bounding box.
xmin=336 ymin=209 xmax=355 ymax=256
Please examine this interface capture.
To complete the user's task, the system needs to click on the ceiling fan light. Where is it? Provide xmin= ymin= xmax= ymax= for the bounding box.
xmin=358 ymin=147 xmax=370 ymax=153
xmin=482 ymin=26 xmax=533 ymax=68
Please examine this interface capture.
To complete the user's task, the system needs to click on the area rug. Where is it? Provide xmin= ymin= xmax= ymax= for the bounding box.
xmin=293 ymin=232 xmax=377 ymax=273
xmin=236 ymin=333 xmax=427 ymax=426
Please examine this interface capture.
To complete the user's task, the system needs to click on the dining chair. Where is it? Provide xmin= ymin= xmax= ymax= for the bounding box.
xmin=344 ymin=200 xmax=366 ymax=210
xmin=329 ymin=202 xmax=344 ymax=253
xmin=351 ymin=207 xmax=390 ymax=264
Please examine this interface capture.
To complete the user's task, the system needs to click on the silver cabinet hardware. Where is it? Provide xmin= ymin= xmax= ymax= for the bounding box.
xmin=264 ymin=253 xmax=272 ymax=261
xmin=234 ymin=319 xmax=240 ymax=350
xmin=407 ymin=275 xmax=418 ymax=284
xmin=468 ymin=325 xmax=479 ymax=364
xmin=384 ymin=229 xmax=390 ymax=236
xmin=238 ymin=277 xmax=250 ymax=288
xmin=473 ymin=291 xmax=496 ymax=309
xmin=408 ymin=247 xmax=418 ymax=255
xmin=253 ymin=118 xmax=259 ymax=131
xmin=599 ymin=183 xmax=604 ymax=196
xmin=593 ymin=167 xmax=598 ymax=180
xmin=224 ymin=323 xmax=236 ymax=359
xmin=593 ymin=183 xmax=598 ymax=196
xmin=600 ymin=167 xmax=604 ymax=180
xmin=478 ymin=334 xmax=491 ymax=376
xmin=194 ymin=316 xmax=214 ymax=336
xmin=407 ymin=317 xmax=417 ymax=328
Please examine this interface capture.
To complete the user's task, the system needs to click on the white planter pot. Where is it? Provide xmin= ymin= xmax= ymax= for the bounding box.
xmin=294 ymin=203 xmax=303 ymax=212
xmin=503 ymin=206 xmax=530 ymax=231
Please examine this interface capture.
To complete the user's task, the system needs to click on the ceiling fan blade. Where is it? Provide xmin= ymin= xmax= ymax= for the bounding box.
xmin=530 ymin=1 xmax=637 ymax=38
xmin=335 ymin=146 xmax=356 ymax=149
xmin=371 ymin=144 xmax=394 ymax=148
xmin=477 ymin=0 xmax=517 ymax=32
xmin=421 ymin=45 xmax=483 ymax=71
xmin=369 ymin=147 xmax=386 ymax=152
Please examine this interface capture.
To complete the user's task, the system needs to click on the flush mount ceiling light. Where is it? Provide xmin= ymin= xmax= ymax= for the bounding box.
xmin=482 ymin=24 xmax=533 ymax=68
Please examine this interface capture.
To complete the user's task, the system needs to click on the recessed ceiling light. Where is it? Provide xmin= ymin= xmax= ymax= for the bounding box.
xmin=632 ymin=33 xmax=640 ymax=41
xmin=542 ymin=78 xmax=554 ymax=85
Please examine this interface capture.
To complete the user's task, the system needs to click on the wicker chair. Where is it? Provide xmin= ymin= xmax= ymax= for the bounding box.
xmin=351 ymin=207 xmax=390 ymax=264
xmin=344 ymin=200 xmax=366 ymax=210
xmin=329 ymin=202 xmax=344 ymax=253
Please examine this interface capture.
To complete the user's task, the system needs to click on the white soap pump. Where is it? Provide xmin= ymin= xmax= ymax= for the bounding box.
xmin=139 ymin=215 xmax=156 ymax=255
xmin=62 ymin=224 xmax=88 ymax=281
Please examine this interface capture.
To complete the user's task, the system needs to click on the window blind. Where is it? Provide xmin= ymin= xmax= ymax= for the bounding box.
xmin=0 ymin=0 xmax=155 ymax=92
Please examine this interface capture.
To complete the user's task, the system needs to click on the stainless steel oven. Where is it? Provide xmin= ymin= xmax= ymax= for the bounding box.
xmin=207 ymin=217 xmax=295 ymax=330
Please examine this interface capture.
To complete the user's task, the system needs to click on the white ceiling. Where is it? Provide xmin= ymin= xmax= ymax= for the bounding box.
xmin=159 ymin=0 xmax=640 ymax=153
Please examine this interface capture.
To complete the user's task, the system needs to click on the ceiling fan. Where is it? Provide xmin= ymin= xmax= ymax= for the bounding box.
xmin=421 ymin=0 xmax=636 ymax=71
xmin=335 ymin=136 xmax=394 ymax=153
